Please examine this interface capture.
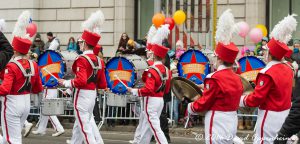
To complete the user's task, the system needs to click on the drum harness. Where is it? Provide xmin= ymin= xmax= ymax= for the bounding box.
xmin=148 ymin=65 xmax=169 ymax=93
xmin=10 ymin=59 xmax=35 ymax=93
xmin=81 ymin=55 xmax=102 ymax=84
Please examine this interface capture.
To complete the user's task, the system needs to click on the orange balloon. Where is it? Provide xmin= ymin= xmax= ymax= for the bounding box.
xmin=152 ymin=13 xmax=165 ymax=28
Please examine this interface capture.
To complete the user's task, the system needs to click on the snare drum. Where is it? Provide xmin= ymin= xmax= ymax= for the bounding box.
xmin=38 ymin=50 xmax=66 ymax=87
xmin=60 ymin=51 xmax=79 ymax=79
xmin=41 ymin=98 xmax=64 ymax=115
xmin=105 ymin=55 xmax=148 ymax=94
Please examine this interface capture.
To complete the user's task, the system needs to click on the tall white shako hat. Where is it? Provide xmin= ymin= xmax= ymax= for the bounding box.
xmin=267 ymin=14 xmax=297 ymax=60
xmin=12 ymin=11 xmax=33 ymax=54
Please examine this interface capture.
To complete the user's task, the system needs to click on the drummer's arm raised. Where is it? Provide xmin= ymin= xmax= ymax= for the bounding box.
xmin=0 ymin=64 xmax=15 ymax=96
xmin=190 ymin=79 xmax=219 ymax=113
xmin=240 ymin=74 xmax=272 ymax=107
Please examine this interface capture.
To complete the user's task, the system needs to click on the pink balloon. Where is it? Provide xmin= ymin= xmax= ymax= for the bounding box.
xmin=249 ymin=28 xmax=263 ymax=43
xmin=237 ymin=21 xmax=250 ymax=38
xmin=26 ymin=23 xmax=37 ymax=37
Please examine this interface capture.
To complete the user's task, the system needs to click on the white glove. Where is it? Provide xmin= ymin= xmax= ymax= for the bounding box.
xmin=187 ymin=103 xmax=198 ymax=115
xmin=63 ymin=80 xmax=72 ymax=88
xmin=131 ymin=89 xmax=138 ymax=96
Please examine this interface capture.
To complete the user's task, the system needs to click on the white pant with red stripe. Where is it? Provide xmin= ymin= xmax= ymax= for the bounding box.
xmin=70 ymin=89 xmax=103 ymax=144
xmin=253 ymin=109 xmax=290 ymax=144
xmin=36 ymin=88 xmax=64 ymax=133
xmin=138 ymin=96 xmax=168 ymax=144
xmin=204 ymin=110 xmax=238 ymax=144
xmin=132 ymin=98 xmax=146 ymax=143
xmin=71 ymin=115 xmax=104 ymax=144
xmin=1 ymin=94 xmax=30 ymax=144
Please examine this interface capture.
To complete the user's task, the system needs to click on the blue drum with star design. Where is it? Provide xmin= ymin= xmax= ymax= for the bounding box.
xmin=105 ymin=57 xmax=136 ymax=94
xmin=38 ymin=50 xmax=66 ymax=87
xmin=238 ymin=56 xmax=266 ymax=82
xmin=177 ymin=49 xmax=211 ymax=84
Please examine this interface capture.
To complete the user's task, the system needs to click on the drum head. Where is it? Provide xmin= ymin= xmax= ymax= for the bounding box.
xmin=60 ymin=51 xmax=79 ymax=79
xmin=123 ymin=54 xmax=148 ymax=88
xmin=60 ymin=51 xmax=78 ymax=61
xmin=177 ymin=50 xmax=211 ymax=84
xmin=238 ymin=56 xmax=266 ymax=82
xmin=38 ymin=50 xmax=66 ymax=87
xmin=105 ymin=57 xmax=136 ymax=94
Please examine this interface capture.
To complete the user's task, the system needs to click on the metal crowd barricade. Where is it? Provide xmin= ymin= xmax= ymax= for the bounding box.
xmin=28 ymin=89 xmax=258 ymax=130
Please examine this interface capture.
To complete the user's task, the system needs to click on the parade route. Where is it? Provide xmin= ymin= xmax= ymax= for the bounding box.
xmin=21 ymin=128 xmax=256 ymax=144
xmin=22 ymin=129 xmax=201 ymax=144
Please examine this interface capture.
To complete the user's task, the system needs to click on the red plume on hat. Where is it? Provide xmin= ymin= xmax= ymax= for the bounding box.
xmin=151 ymin=24 xmax=170 ymax=58
xmin=80 ymin=10 xmax=105 ymax=47
xmin=268 ymin=14 xmax=297 ymax=60
xmin=12 ymin=11 xmax=32 ymax=54
xmin=214 ymin=9 xmax=239 ymax=63
xmin=146 ymin=25 xmax=157 ymax=51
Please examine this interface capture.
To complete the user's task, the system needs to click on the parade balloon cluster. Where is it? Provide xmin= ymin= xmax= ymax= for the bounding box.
xmin=152 ymin=10 xmax=186 ymax=30
xmin=236 ymin=21 xmax=268 ymax=43
xmin=153 ymin=10 xmax=267 ymax=44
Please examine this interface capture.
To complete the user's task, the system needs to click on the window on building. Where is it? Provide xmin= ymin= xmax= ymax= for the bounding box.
xmin=270 ymin=0 xmax=300 ymax=40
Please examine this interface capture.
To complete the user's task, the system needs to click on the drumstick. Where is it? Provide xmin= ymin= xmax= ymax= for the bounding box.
xmin=42 ymin=68 xmax=58 ymax=80
xmin=57 ymin=88 xmax=65 ymax=93
xmin=113 ymin=75 xmax=128 ymax=88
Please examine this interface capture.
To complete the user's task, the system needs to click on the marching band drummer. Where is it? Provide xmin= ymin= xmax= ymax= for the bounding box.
xmin=58 ymin=10 xmax=106 ymax=144
xmin=127 ymin=24 xmax=171 ymax=144
xmin=129 ymin=24 xmax=157 ymax=144
xmin=187 ymin=9 xmax=244 ymax=144
xmin=239 ymin=14 xmax=297 ymax=144
xmin=0 ymin=11 xmax=43 ymax=144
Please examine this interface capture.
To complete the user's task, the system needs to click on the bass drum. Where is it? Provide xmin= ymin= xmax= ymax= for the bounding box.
xmin=177 ymin=49 xmax=211 ymax=84
xmin=105 ymin=55 xmax=148 ymax=95
xmin=60 ymin=51 xmax=79 ymax=79
xmin=38 ymin=50 xmax=66 ymax=87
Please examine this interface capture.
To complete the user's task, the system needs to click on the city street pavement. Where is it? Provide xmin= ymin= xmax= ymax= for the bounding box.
xmin=22 ymin=129 xmax=200 ymax=144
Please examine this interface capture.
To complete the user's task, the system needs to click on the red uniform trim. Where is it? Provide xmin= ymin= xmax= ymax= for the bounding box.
xmin=260 ymin=110 xmax=268 ymax=144
xmin=145 ymin=97 xmax=161 ymax=144
xmin=4 ymin=96 xmax=11 ymax=144
xmin=209 ymin=111 xmax=215 ymax=144
xmin=243 ymin=95 xmax=248 ymax=107
xmin=49 ymin=117 xmax=57 ymax=131
xmin=74 ymin=89 xmax=89 ymax=144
